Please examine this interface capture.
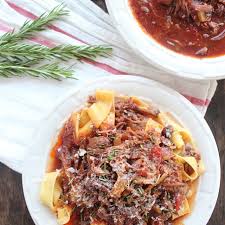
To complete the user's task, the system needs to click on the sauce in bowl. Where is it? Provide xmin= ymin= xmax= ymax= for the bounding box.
xmin=129 ymin=0 xmax=225 ymax=58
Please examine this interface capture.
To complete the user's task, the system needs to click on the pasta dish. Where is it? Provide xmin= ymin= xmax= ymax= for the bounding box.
xmin=40 ymin=90 xmax=204 ymax=225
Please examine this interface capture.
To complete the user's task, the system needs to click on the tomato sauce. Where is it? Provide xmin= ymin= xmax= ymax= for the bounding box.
xmin=47 ymin=133 xmax=62 ymax=172
xmin=65 ymin=211 xmax=80 ymax=225
xmin=129 ymin=0 xmax=225 ymax=58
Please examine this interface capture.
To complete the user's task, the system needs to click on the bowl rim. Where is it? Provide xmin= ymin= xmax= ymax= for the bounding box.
xmin=105 ymin=0 xmax=225 ymax=80
xmin=22 ymin=75 xmax=221 ymax=225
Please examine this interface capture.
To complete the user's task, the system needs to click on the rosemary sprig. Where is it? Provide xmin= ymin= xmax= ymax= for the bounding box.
xmin=0 ymin=62 xmax=74 ymax=80
xmin=0 ymin=4 xmax=112 ymax=80
xmin=0 ymin=43 xmax=112 ymax=63
xmin=0 ymin=4 xmax=69 ymax=45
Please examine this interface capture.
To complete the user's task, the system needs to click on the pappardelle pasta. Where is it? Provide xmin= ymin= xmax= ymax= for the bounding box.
xmin=40 ymin=90 xmax=204 ymax=225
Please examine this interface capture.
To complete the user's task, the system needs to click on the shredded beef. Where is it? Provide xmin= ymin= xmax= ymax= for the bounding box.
xmin=87 ymin=136 xmax=112 ymax=155
xmin=158 ymin=0 xmax=225 ymax=35
xmin=61 ymin=119 xmax=75 ymax=149
xmin=55 ymin=96 xmax=197 ymax=225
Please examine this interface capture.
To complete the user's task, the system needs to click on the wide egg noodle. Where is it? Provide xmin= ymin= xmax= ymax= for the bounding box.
xmin=131 ymin=96 xmax=149 ymax=108
xmin=145 ymin=118 xmax=163 ymax=134
xmin=88 ymin=99 xmax=111 ymax=128
xmin=157 ymin=112 xmax=185 ymax=150
xmin=157 ymin=112 xmax=195 ymax=150
xmin=88 ymin=90 xmax=114 ymax=128
xmin=40 ymin=171 xmax=62 ymax=211
xmin=79 ymin=120 xmax=93 ymax=139
xmin=179 ymin=129 xmax=194 ymax=145
xmin=175 ymin=154 xmax=199 ymax=181
xmin=53 ymin=177 xmax=62 ymax=206
xmin=157 ymin=112 xmax=182 ymax=131
xmin=171 ymin=131 xmax=184 ymax=149
xmin=100 ymin=91 xmax=115 ymax=130
xmin=57 ymin=206 xmax=72 ymax=225
xmin=96 ymin=89 xmax=115 ymax=103
xmin=78 ymin=108 xmax=93 ymax=139
xmin=79 ymin=108 xmax=90 ymax=128
xmin=172 ymin=198 xmax=191 ymax=220
xmin=100 ymin=111 xmax=115 ymax=130
xmin=71 ymin=112 xmax=80 ymax=142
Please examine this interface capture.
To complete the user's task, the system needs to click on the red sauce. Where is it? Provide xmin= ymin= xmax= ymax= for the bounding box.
xmin=47 ymin=133 xmax=62 ymax=172
xmin=65 ymin=211 xmax=80 ymax=225
xmin=129 ymin=0 xmax=225 ymax=58
xmin=47 ymin=134 xmax=81 ymax=225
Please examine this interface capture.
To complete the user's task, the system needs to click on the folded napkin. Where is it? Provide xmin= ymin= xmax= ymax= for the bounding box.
xmin=0 ymin=0 xmax=217 ymax=173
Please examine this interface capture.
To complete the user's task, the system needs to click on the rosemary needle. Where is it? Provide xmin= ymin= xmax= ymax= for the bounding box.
xmin=0 ymin=43 xmax=112 ymax=63
xmin=0 ymin=62 xmax=75 ymax=80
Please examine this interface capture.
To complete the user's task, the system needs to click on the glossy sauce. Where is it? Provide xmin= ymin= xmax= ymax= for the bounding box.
xmin=65 ymin=211 xmax=81 ymax=225
xmin=129 ymin=0 xmax=225 ymax=58
xmin=47 ymin=133 xmax=62 ymax=172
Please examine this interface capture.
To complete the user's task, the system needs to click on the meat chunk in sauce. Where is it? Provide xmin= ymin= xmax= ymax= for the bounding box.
xmin=129 ymin=0 xmax=225 ymax=57
xmin=87 ymin=136 xmax=112 ymax=154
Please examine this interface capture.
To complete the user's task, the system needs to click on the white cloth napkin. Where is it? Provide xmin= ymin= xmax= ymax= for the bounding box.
xmin=0 ymin=0 xmax=217 ymax=173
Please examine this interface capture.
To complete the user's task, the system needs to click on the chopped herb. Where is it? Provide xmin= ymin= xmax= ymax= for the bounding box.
xmin=109 ymin=135 xmax=116 ymax=142
xmin=160 ymin=206 xmax=170 ymax=213
xmin=111 ymin=135 xmax=116 ymax=140
xmin=107 ymin=149 xmax=118 ymax=161
xmin=123 ymin=195 xmax=131 ymax=201
xmin=137 ymin=187 xmax=144 ymax=196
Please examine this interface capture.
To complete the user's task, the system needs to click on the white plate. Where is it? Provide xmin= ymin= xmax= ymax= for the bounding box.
xmin=105 ymin=0 xmax=225 ymax=80
xmin=22 ymin=76 xmax=220 ymax=225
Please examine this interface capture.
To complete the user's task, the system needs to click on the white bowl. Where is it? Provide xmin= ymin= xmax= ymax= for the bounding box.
xmin=22 ymin=76 xmax=220 ymax=225
xmin=105 ymin=0 xmax=225 ymax=80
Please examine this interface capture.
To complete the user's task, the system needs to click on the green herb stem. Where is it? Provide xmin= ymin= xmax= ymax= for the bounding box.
xmin=0 ymin=62 xmax=75 ymax=80
xmin=0 ymin=4 xmax=112 ymax=80
xmin=0 ymin=43 xmax=112 ymax=63
xmin=0 ymin=4 xmax=68 ymax=45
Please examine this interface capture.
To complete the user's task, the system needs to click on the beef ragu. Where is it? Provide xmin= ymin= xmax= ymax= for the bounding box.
xmin=129 ymin=0 xmax=225 ymax=57
xmin=40 ymin=90 xmax=204 ymax=225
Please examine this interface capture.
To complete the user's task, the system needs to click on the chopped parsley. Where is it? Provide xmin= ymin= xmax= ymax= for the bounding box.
xmin=107 ymin=149 xmax=119 ymax=161
xmin=137 ymin=187 xmax=144 ymax=196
